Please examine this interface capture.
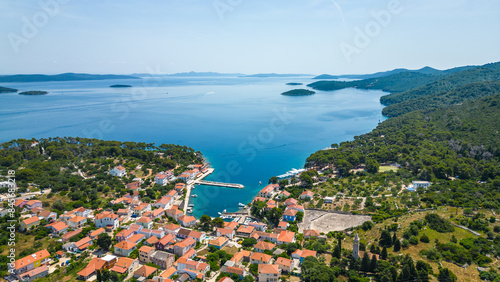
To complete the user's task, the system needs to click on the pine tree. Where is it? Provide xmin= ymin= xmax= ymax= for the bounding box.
xmin=392 ymin=232 xmax=398 ymax=245
xmin=393 ymin=239 xmax=401 ymax=252
xmin=438 ymin=268 xmax=457 ymax=282
xmin=381 ymin=247 xmax=388 ymax=260
xmin=361 ymin=252 xmax=370 ymax=272
xmin=380 ymin=230 xmax=393 ymax=247
xmin=370 ymin=254 xmax=378 ymax=273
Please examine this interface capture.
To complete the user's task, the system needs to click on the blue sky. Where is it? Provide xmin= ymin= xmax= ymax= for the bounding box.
xmin=1 ymin=0 xmax=499 ymax=75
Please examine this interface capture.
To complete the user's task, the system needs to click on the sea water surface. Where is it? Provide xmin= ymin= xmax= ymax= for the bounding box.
xmin=0 ymin=76 xmax=387 ymax=217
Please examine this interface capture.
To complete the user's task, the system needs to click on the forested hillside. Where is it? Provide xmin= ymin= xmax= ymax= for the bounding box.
xmin=382 ymin=80 xmax=500 ymax=117
xmin=380 ymin=62 xmax=500 ymax=105
xmin=307 ymin=71 xmax=438 ymax=93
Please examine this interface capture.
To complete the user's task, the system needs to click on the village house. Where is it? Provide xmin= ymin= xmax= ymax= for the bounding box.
xmin=166 ymin=207 xmax=184 ymax=221
xmin=117 ymin=209 xmax=130 ymax=217
xmin=291 ymin=249 xmax=317 ymax=263
xmin=89 ymin=228 xmax=106 ymax=240
xmin=24 ymin=200 xmax=42 ymax=210
xmin=139 ymin=246 xmax=155 ymax=263
xmin=154 ymin=196 xmax=173 ymax=209
xmin=174 ymin=237 xmax=196 ymax=256
xmin=9 ymin=249 xmax=51 ymax=279
xmin=144 ymin=207 xmax=165 ymax=220
xmin=288 ymin=204 xmax=305 ymax=213
xmin=177 ymin=257 xmax=210 ymax=280
xmin=275 ymin=257 xmax=293 ymax=273
xmin=114 ymin=241 xmax=137 ymax=257
xmin=110 ymin=166 xmax=127 ymax=177
xmin=128 ymin=234 xmax=146 ymax=245
xmin=136 ymin=216 xmax=154 ymax=229
xmin=177 ymin=228 xmax=192 ymax=239
xmin=20 ymin=216 xmax=40 ymax=232
xmin=149 ymin=229 xmax=164 ymax=239
xmin=126 ymin=180 xmax=141 ymax=190
xmin=174 ymin=183 xmax=186 ymax=193
xmin=217 ymin=228 xmax=236 ymax=240
xmin=68 ymin=215 xmax=87 ymax=229
xmin=144 ymin=236 xmax=159 ymax=246
xmin=254 ymin=241 xmax=276 ymax=253
xmin=258 ymin=264 xmax=280 ymax=282
xmin=208 ymin=236 xmax=228 ymax=250
xmin=284 ymin=198 xmax=298 ymax=206
xmin=178 ymin=215 xmax=196 ymax=227
xmin=150 ymin=250 xmax=175 ymax=269
xmin=300 ymin=190 xmax=314 ymax=200
xmin=110 ymin=257 xmax=138 ymax=275
xmin=228 ymin=250 xmax=252 ymax=267
xmin=18 ymin=264 xmax=49 ymax=281
xmin=115 ymin=229 xmax=134 ymax=242
xmin=38 ymin=210 xmax=57 ymax=221
xmin=282 ymin=209 xmax=297 ymax=222
xmin=155 ymin=234 xmax=175 ymax=251
xmin=77 ymin=255 xmax=117 ymax=281
xmin=265 ymin=199 xmax=277 ymax=211
xmin=258 ymin=184 xmax=278 ymax=198
xmin=276 ymin=190 xmax=290 ymax=200
xmin=157 ymin=266 xmax=177 ymax=281
xmin=14 ymin=199 xmax=27 ymax=208
xmin=277 ymin=230 xmax=296 ymax=245
xmin=188 ymin=230 xmax=205 ymax=243
xmin=248 ymin=222 xmax=267 ymax=232
xmin=133 ymin=203 xmax=151 ymax=217
xmin=221 ymin=266 xmax=247 ymax=280
xmin=44 ymin=221 xmax=69 ymax=235
xmin=236 ymin=225 xmax=255 ymax=238
xmin=163 ymin=223 xmax=181 ymax=235
xmin=94 ymin=211 xmax=119 ymax=230
xmin=133 ymin=265 xmax=158 ymax=279
xmin=224 ymin=221 xmax=239 ymax=230
xmin=303 ymin=229 xmax=320 ymax=239
xmin=250 ymin=252 xmax=272 ymax=264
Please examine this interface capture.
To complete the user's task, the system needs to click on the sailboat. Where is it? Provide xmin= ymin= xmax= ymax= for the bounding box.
xmin=259 ymin=181 xmax=262 ymax=186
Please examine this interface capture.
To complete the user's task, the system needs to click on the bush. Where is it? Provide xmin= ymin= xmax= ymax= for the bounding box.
xmin=409 ymin=236 xmax=419 ymax=245
xmin=425 ymin=214 xmax=454 ymax=233
xmin=420 ymin=233 xmax=430 ymax=243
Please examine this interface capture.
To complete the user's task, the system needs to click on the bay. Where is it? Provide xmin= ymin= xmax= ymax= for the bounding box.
xmin=0 ymin=76 xmax=387 ymax=217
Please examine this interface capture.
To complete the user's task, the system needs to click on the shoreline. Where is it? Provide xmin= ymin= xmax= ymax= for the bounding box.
xmin=183 ymin=167 xmax=214 ymax=214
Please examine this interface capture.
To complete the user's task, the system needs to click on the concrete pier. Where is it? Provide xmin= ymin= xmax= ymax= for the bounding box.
xmin=195 ymin=180 xmax=244 ymax=189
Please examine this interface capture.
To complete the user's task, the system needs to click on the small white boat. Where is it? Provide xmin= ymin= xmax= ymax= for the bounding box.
xmin=238 ymin=203 xmax=246 ymax=207
xmin=218 ymin=212 xmax=222 ymax=216
xmin=191 ymin=194 xmax=197 ymax=198
xmin=188 ymin=204 xmax=194 ymax=207
xmin=223 ymin=209 xmax=226 ymax=213
xmin=259 ymin=181 xmax=262 ymax=185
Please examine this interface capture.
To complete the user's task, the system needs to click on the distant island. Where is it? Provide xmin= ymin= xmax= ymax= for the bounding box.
xmin=281 ymin=89 xmax=315 ymax=96
xmin=131 ymin=71 xmax=244 ymax=77
xmin=110 ymin=84 xmax=132 ymax=88
xmin=19 ymin=91 xmax=48 ymax=95
xmin=242 ymin=73 xmax=313 ymax=78
xmin=286 ymin=82 xmax=303 ymax=85
xmin=0 ymin=86 xmax=18 ymax=93
xmin=0 ymin=73 xmax=139 ymax=83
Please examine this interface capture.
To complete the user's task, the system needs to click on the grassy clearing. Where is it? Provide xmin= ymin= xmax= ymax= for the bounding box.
xmin=379 ymin=166 xmax=399 ymax=172
xmin=221 ymin=245 xmax=239 ymax=256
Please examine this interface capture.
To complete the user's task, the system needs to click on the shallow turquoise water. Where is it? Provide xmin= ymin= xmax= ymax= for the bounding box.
xmin=0 ymin=76 xmax=387 ymax=217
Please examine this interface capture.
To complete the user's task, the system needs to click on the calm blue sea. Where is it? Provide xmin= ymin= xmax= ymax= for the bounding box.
xmin=0 ymin=76 xmax=387 ymax=217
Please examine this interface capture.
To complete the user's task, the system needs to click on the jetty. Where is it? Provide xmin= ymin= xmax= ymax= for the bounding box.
xmin=195 ymin=180 xmax=244 ymax=189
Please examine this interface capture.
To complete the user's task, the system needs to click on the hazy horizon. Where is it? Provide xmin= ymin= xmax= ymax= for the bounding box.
xmin=1 ymin=0 xmax=499 ymax=75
